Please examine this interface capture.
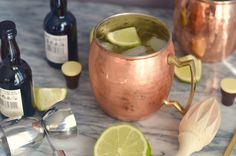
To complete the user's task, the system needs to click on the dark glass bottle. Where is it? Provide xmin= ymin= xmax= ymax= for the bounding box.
xmin=44 ymin=0 xmax=78 ymax=69
xmin=0 ymin=21 xmax=35 ymax=118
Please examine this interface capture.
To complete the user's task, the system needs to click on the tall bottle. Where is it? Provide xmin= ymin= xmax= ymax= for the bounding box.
xmin=0 ymin=21 xmax=35 ymax=118
xmin=44 ymin=0 xmax=78 ymax=69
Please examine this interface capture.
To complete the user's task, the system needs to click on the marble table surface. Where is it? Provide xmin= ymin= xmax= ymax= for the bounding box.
xmin=0 ymin=0 xmax=236 ymax=156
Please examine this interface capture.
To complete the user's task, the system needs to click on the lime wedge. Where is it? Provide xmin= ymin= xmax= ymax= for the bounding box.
xmin=146 ymin=141 xmax=151 ymax=156
xmin=174 ymin=55 xmax=202 ymax=83
xmin=90 ymin=27 xmax=95 ymax=44
xmin=94 ymin=124 xmax=151 ymax=156
xmin=106 ymin=27 xmax=141 ymax=47
xmin=34 ymin=88 xmax=67 ymax=111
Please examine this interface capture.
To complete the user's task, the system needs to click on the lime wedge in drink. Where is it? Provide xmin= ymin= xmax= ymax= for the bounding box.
xmin=106 ymin=27 xmax=141 ymax=47
xmin=34 ymin=88 xmax=67 ymax=111
xmin=174 ymin=55 xmax=202 ymax=83
xmin=94 ymin=124 xmax=151 ymax=156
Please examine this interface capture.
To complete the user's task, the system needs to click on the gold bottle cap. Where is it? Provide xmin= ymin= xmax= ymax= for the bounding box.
xmin=61 ymin=61 xmax=82 ymax=77
xmin=220 ymin=77 xmax=236 ymax=94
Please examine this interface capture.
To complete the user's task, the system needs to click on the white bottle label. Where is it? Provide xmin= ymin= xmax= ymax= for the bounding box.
xmin=0 ymin=88 xmax=24 ymax=117
xmin=44 ymin=31 xmax=68 ymax=64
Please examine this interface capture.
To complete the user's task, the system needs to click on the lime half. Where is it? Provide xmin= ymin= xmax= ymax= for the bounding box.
xmin=94 ymin=124 xmax=151 ymax=156
xmin=34 ymin=88 xmax=67 ymax=111
xmin=106 ymin=27 xmax=141 ymax=47
xmin=174 ymin=55 xmax=202 ymax=83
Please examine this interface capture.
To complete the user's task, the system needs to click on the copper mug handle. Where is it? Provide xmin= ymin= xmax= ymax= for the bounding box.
xmin=164 ymin=55 xmax=197 ymax=115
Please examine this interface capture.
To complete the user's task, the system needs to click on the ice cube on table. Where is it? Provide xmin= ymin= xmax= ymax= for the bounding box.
xmin=121 ymin=46 xmax=147 ymax=57
xmin=100 ymin=42 xmax=114 ymax=51
xmin=146 ymin=37 xmax=166 ymax=51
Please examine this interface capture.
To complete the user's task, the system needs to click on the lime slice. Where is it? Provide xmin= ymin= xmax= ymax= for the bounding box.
xmin=94 ymin=124 xmax=151 ymax=156
xmin=90 ymin=27 xmax=95 ymax=44
xmin=34 ymin=88 xmax=67 ymax=111
xmin=106 ymin=27 xmax=141 ymax=47
xmin=146 ymin=141 xmax=151 ymax=156
xmin=174 ymin=55 xmax=202 ymax=83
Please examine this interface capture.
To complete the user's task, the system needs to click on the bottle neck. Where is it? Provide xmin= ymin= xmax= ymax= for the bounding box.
xmin=50 ymin=0 xmax=67 ymax=17
xmin=1 ymin=36 xmax=21 ymax=63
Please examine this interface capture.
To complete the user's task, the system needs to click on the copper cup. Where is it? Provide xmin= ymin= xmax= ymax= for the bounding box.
xmin=89 ymin=13 xmax=197 ymax=121
xmin=174 ymin=0 xmax=236 ymax=63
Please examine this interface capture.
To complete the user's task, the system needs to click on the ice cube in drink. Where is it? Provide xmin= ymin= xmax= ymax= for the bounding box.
xmin=100 ymin=42 xmax=114 ymax=51
xmin=146 ymin=36 xmax=166 ymax=52
xmin=121 ymin=46 xmax=147 ymax=57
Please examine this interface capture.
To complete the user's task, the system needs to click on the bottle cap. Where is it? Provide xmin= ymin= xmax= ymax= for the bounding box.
xmin=220 ymin=77 xmax=236 ymax=106
xmin=0 ymin=20 xmax=17 ymax=39
xmin=61 ymin=61 xmax=82 ymax=89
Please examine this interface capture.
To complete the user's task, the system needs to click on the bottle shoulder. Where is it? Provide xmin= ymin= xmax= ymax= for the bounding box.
xmin=20 ymin=59 xmax=32 ymax=73
xmin=0 ymin=59 xmax=32 ymax=88
xmin=66 ymin=11 xmax=76 ymax=21
xmin=44 ymin=11 xmax=77 ymax=35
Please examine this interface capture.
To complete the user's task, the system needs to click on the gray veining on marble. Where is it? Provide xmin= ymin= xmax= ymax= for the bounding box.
xmin=0 ymin=0 xmax=236 ymax=156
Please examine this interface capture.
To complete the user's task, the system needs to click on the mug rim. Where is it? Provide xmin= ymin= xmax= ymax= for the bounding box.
xmin=93 ymin=12 xmax=173 ymax=60
xmin=199 ymin=0 xmax=236 ymax=5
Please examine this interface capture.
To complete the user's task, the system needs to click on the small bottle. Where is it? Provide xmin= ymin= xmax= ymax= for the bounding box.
xmin=0 ymin=20 xmax=35 ymax=118
xmin=44 ymin=0 xmax=78 ymax=69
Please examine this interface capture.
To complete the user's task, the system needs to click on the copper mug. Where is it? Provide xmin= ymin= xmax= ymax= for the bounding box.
xmin=89 ymin=13 xmax=197 ymax=121
xmin=174 ymin=0 xmax=236 ymax=62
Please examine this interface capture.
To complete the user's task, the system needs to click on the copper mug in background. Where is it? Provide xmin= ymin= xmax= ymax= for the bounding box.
xmin=174 ymin=0 xmax=236 ymax=63
xmin=89 ymin=13 xmax=197 ymax=121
